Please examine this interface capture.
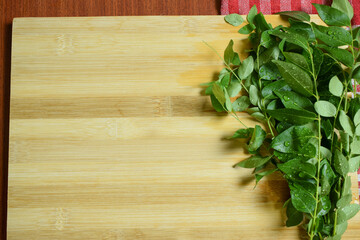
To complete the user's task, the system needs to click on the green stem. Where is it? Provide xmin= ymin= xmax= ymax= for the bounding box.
xmin=309 ymin=46 xmax=321 ymax=240
xmin=333 ymin=179 xmax=342 ymax=236
xmin=330 ymin=92 xmax=345 ymax=153
xmin=202 ymin=41 xmax=249 ymax=92
xmin=231 ymin=112 xmax=248 ymax=129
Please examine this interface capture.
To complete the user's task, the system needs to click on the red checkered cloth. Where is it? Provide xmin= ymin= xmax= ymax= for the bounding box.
xmin=221 ymin=0 xmax=360 ymax=26
xmin=221 ymin=0 xmax=360 ymax=198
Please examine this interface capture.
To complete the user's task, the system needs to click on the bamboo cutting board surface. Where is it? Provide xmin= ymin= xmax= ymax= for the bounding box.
xmin=8 ymin=16 xmax=360 ymax=239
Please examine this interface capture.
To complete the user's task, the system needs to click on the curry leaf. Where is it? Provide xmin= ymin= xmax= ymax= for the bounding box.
xmin=314 ymin=100 xmax=337 ymax=117
xmin=313 ymin=4 xmax=351 ymax=27
xmin=312 ymin=23 xmax=352 ymax=47
xmin=329 ymin=75 xmax=343 ymax=97
xmin=267 ymin=108 xmax=317 ymax=125
xmin=334 ymin=149 xmax=349 ymax=177
xmin=238 ymin=56 xmax=254 ymax=79
xmin=272 ymin=60 xmax=314 ymax=97
xmin=331 ymin=0 xmax=354 ymax=20
xmin=248 ymin=125 xmax=266 ymax=152
xmin=234 ymin=154 xmax=272 ymax=168
xmin=225 ymin=14 xmax=244 ymax=26
xmin=289 ymin=183 xmax=317 ymax=214
xmin=277 ymin=11 xmax=310 ymax=22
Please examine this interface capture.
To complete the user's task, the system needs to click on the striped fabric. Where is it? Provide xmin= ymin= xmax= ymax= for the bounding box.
xmin=221 ymin=0 xmax=360 ymax=199
xmin=221 ymin=0 xmax=360 ymax=25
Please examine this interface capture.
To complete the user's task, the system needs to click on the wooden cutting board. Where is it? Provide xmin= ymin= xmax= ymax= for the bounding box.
xmin=8 ymin=16 xmax=360 ymax=239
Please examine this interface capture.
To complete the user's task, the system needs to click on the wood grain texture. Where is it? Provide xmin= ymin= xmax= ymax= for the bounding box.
xmin=8 ymin=16 xmax=360 ymax=239
xmin=1 ymin=1 xmax=220 ymax=238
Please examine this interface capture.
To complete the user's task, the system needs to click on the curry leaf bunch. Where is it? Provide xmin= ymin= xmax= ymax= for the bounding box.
xmin=205 ymin=0 xmax=360 ymax=239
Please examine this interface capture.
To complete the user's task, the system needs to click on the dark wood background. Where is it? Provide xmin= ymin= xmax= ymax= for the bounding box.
xmin=0 ymin=0 xmax=220 ymax=238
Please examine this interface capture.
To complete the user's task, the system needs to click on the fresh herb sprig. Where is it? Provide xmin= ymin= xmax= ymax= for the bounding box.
xmin=205 ymin=0 xmax=360 ymax=239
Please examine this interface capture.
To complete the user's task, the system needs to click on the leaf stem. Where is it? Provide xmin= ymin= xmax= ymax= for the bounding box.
xmin=309 ymin=47 xmax=321 ymax=240
xmin=330 ymin=92 xmax=345 ymax=153
xmin=231 ymin=112 xmax=248 ymax=129
xmin=202 ymin=40 xmax=249 ymax=92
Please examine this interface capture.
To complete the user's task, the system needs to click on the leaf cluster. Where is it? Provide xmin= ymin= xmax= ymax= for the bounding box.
xmin=205 ymin=1 xmax=360 ymax=239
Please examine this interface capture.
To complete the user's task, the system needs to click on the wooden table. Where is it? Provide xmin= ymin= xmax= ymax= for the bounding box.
xmin=1 ymin=1 xmax=219 ymax=238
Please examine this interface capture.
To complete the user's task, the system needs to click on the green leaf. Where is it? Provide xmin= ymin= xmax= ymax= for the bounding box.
xmin=339 ymin=204 xmax=360 ymax=222
xmin=224 ymin=89 xmax=232 ymax=112
xmin=286 ymin=200 xmax=304 ymax=227
xmin=238 ymin=56 xmax=254 ymax=79
xmin=356 ymin=125 xmax=360 ymax=136
xmin=232 ymin=96 xmax=250 ymax=112
xmin=248 ymin=125 xmax=266 ymax=152
xmin=340 ymin=130 xmax=350 ymax=154
xmin=278 ymin=159 xmax=316 ymax=179
xmin=267 ymin=99 xmax=280 ymax=110
xmin=255 ymin=168 xmax=277 ymax=186
xmin=232 ymin=53 xmax=241 ymax=65
xmin=351 ymin=136 xmax=360 ymax=154
xmin=276 ymin=11 xmax=310 ymax=22
xmin=329 ymin=75 xmax=344 ymax=97
xmin=354 ymin=109 xmax=360 ymax=126
xmin=253 ymin=13 xmax=271 ymax=32
xmin=249 ymin=85 xmax=260 ymax=106
xmin=334 ymin=149 xmax=349 ymax=177
xmin=260 ymin=31 xmax=276 ymax=48
xmin=224 ymin=40 xmax=235 ymax=65
xmin=225 ymin=14 xmax=244 ymax=27
xmin=322 ymin=119 xmax=333 ymax=139
xmin=313 ymin=4 xmax=351 ymax=27
xmin=274 ymin=90 xmax=313 ymax=111
xmin=264 ymin=46 xmax=281 ymax=63
xmin=270 ymin=29 xmax=309 ymax=52
xmin=283 ymin=52 xmax=309 ymax=71
xmin=317 ymin=44 xmax=354 ymax=68
xmin=337 ymin=194 xmax=352 ymax=209
xmin=274 ymin=143 xmax=316 ymax=162
xmin=210 ymin=95 xmax=226 ymax=112
xmin=228 ymin=128 xmax=254 ymax=139
xmin=312 ymin=23 xmax=352 ymax=47
xmin=288 ymin=19 xmax=315 ymax=42
xmin=218 ymin=69 xmax=231 ymax=87
xmin=342 ymin=175 xmax=352 ymax=196
xmin=267 ymin=108 xmax=317 ymax=125
xmin=332 ymin=0 xmax=354 ymax=20
xmin=234 ymin=154 xmax=272 ymax=168
xmin=314 ymin=100 xmax=337 ymax=117
xmin=320 ymin=159 xmax=336 ymax=195
xmin=335 ymin=221 xmax=348 ymax=237
xmin=247 ymin=5 xmax=258 ymax=24
xmin=271 ymin=125 xmax=316 ymax=153
xmin=317 ymin=196 xmax=331 ymax=216
xmin=251 ymin=112 xmax=266 ymax=122
xmin=312 ymin=47 xmax=324 ymax=76
xmin=212 ymin=83 xmax=226 ymax=107
xmin=238 ymin=24 xmax=255 ymax=34
xmin=272 ymin=60 xmax=313 ymax=97
xmin=349 ymin=156 xmax=360 ymax=172
xmin=289 ymin=183 xmax=317 ymax=214
xmin=339 ymin=110 xmax=355 ymax=136
xmin=320 ymin=146 xmax=332 ymax=160
xmin=261 ymin=80 xmax=291 ymax=100
xmin=259 ymin=62 xmax=282 ymax=80
xmin=227 ymin=77 xmax=242 ymax=97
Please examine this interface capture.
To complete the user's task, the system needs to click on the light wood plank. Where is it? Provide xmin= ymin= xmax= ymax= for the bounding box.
xmin=8 ymin=16 xmax=359 ymax=239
